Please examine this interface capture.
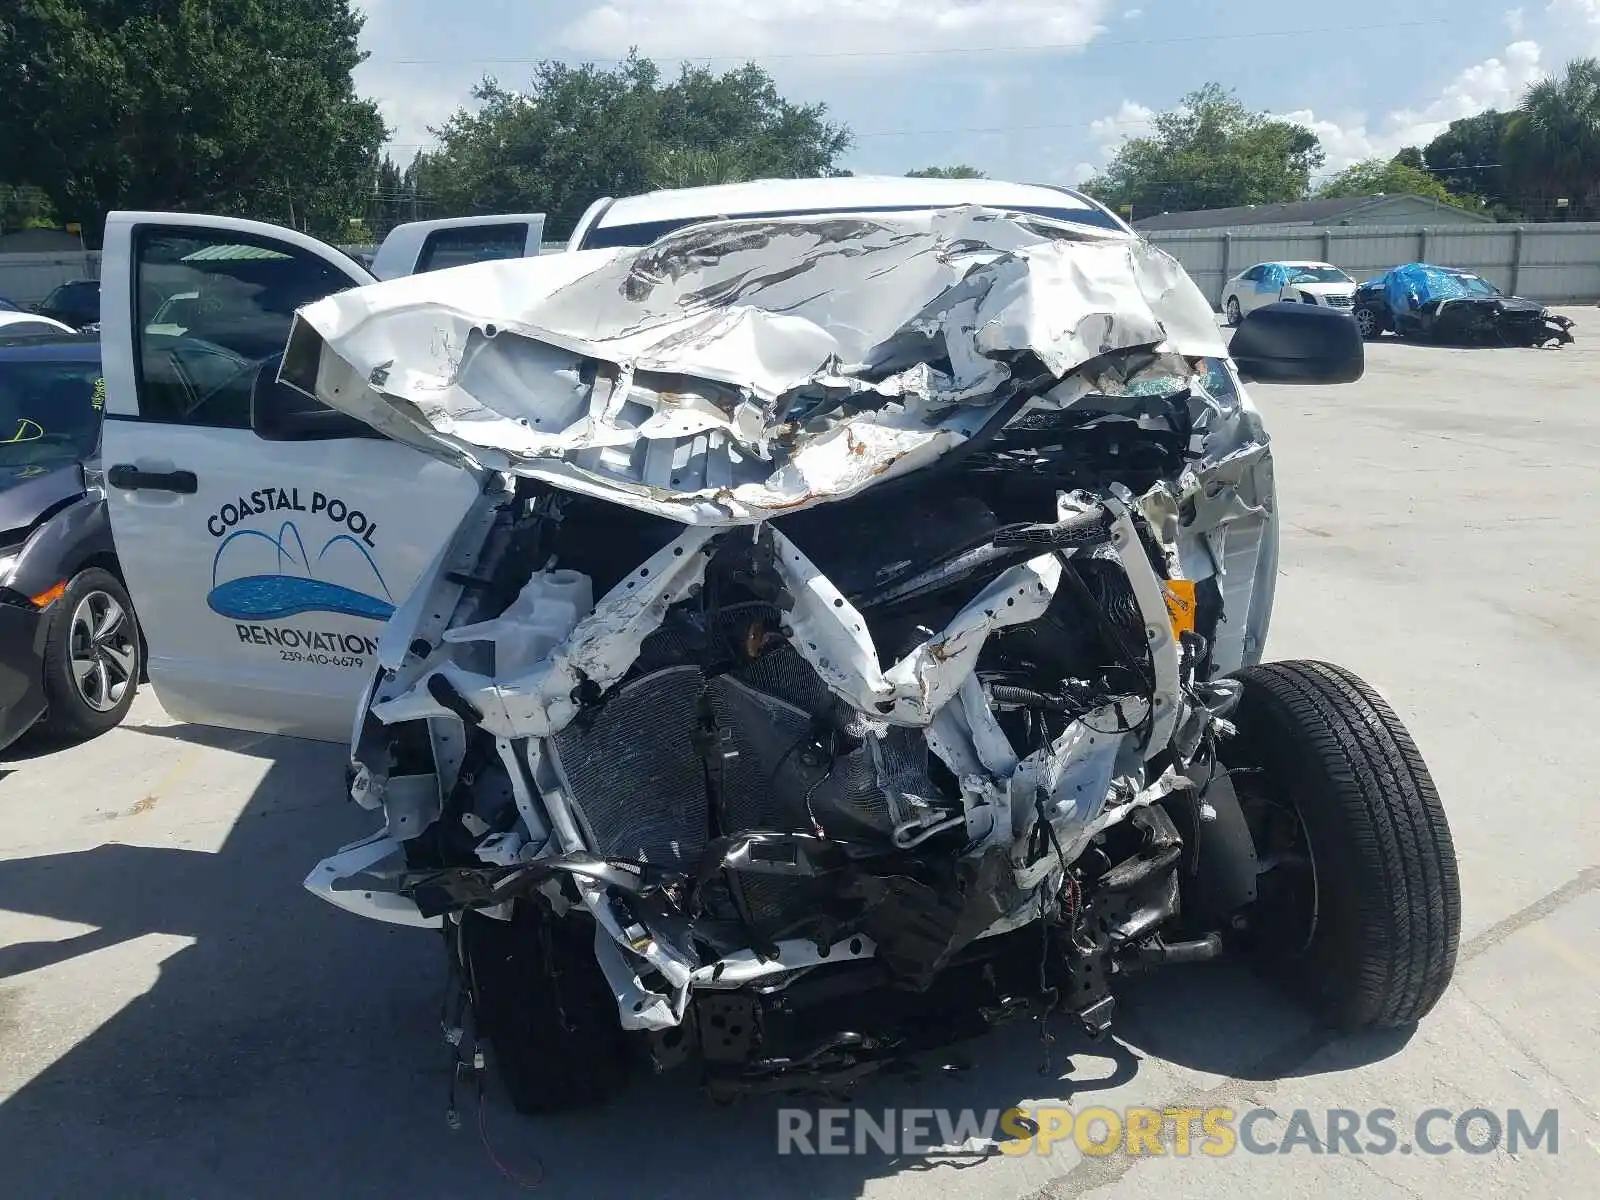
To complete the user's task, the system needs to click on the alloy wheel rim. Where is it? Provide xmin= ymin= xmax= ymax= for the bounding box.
xmin=68 ymin=590 xmax=136 ymax=713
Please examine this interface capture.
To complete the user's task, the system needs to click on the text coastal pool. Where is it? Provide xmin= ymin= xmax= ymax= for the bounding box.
xmin=205 ymin=487 xmax=381 ymax=546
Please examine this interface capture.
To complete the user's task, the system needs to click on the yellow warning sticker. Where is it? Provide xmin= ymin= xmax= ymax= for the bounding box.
xmin=1163 ymin=579 xmax=1198 ymax=639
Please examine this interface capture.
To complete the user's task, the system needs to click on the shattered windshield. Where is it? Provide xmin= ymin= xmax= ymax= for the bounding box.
xmin=1119 ymin=357 xmax=1239 ymax=406
xmin=0 ymin=356 xmax=103 ymax=467
xmin=1451 ymin=273 xmax=1500 ymax=297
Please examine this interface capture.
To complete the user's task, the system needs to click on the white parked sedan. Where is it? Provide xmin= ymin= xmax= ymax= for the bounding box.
xmin=1221 ymin=261 xmax=1357 ymax=325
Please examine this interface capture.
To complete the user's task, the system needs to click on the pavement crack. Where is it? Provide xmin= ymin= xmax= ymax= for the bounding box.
xmin=1347 ymin=1147 xmax=1428 ymax=1200
xmin=1458 ymin=867 xmax=1600 ymax=962
xmin=1456 ymin=992 xmax=1595 ymax=1114
xmin=1026 ymin=863 xmax=1600 ymax=1199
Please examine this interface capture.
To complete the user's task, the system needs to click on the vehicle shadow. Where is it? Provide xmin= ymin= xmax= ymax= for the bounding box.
xmin=1113 ymin=964 xmax=1416 ymax=1080
xmin=1 ymin=717 xmax=256 ymax=764
xmin=1 ymin=724 xmax=104 ymax=763
xmin=0 ymin=723 xmax=1410 ymax=1199
xmin=1368 ymin=333 xmax=1568 ymax=352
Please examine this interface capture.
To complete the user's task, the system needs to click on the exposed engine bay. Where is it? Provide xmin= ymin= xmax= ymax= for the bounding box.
xmin=280 ymin=205 xmax=1454 ymax=1109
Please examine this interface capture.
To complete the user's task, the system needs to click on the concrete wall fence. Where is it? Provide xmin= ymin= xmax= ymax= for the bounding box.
xmin=1144 ymin=221 xmax=1600 ymax=307
xmin=0 ymin=250 xmax=101 ymax=306
xmin=4 ymin=225 xmax=1597 ymax=310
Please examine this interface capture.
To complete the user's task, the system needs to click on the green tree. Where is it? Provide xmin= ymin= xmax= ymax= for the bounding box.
xmin=1502 ymin=57 xmax=1600 ymax=220
xmin=0 ymin=0 xmax=386 ymax=244
xmin=410 ymin=54 xmax=852 ymax=237
xmin=0 ymin=182 xmax=57 ymax=233
xmin=1314 ymin=157 xmax=1481 ymax=209
xmin=1422 ymin=110 xmax=1516 ymax=214
xmin=905 ymin=165 xmax=986 ymax=179
xmin=363 ymin=154 xmax=424 ymax=238
xmin=1082 ymin=84 xmax=1323 ymax=215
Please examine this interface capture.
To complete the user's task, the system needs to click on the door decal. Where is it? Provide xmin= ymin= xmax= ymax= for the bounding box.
xmin=201 ymin=486 xmax=395 ymax=667
xmin=208 ymin=520 xmax=394 ymax=622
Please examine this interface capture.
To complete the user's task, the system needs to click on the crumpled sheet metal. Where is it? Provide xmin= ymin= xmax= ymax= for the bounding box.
xmin=288 ymin=206 xmax=1226 ymax=525
xmin=310 ymin=205 xmax=1276 ymax=990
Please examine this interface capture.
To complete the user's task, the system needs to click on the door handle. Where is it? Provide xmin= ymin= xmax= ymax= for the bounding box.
xmin=108 ymin=465 xmax=199 ymax=494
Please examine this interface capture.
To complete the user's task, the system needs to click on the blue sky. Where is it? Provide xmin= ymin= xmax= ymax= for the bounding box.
xmin=353 ymin=0 xmax=1600 ymax=188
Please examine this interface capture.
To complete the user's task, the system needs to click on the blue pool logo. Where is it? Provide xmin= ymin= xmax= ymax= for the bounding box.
xmin=208 ymin=520 xmax=395 ymax=622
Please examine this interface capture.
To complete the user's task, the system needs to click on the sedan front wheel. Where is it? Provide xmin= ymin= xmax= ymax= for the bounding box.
xmin=41 ymin=567 xmax=141 ymax=742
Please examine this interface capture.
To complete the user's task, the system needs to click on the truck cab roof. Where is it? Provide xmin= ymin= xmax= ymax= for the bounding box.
xmin=569 ymin=175 xmax=1132 ymax=251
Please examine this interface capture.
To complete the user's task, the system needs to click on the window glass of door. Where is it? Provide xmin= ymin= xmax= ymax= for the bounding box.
xmin=133 ymin=230 xmax=356 ymax=428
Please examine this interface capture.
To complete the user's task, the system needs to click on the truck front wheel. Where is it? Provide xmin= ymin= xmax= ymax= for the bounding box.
xmin=460 ymin=903 xmax=636 ymax=1114
xmin=1224 ymin=660 xmax=1460 ymax=1030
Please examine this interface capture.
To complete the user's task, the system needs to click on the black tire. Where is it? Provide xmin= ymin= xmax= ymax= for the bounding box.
xmin=40 ymin=567 xmax=141 ymax=742
xmin=461 ymin=903 xmax=635 ymax=1114
xmin=1224 ymin=660 xmax=1459 ymax=1030
xmin=1353 ymin=305 xmax=1384 ymax=340
xmin=1225 ymin=296 xmax=1242 ymax=326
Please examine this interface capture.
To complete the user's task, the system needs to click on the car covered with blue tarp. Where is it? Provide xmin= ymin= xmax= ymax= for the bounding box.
xmin=1352 ymin=262 xmax=1575 ymax=347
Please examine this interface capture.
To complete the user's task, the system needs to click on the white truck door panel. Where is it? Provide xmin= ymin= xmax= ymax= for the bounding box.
xmin=369 ymin=214 xmax=547 ymax=280
xmin=100 ymin=212 xmax=478 ymax=742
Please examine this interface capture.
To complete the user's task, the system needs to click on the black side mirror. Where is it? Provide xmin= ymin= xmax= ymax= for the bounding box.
xmin=251 ymin=356 xmax=381 ymax=441
xmin=1228 ymin=301 xmax=1364 ymax=385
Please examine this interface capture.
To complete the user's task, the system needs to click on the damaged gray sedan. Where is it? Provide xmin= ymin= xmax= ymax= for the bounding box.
xmin=278 ymin=198 xmax=1461 ymax=1112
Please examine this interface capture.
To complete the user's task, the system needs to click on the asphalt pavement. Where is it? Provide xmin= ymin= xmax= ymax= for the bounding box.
xmin=2 ymin=312 xmax=1596 ymax=1198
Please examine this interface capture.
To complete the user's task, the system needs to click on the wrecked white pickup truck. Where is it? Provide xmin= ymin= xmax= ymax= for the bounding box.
xmin=272 ymin=194 xmax=1460 ymax=1112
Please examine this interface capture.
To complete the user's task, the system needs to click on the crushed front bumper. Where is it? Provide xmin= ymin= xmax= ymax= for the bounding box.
xmin=0 ymin=592 xmax=49 ymax=752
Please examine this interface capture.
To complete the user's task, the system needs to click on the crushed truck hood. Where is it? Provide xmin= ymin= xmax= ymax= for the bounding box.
xmin=282 ymin=207 xmax=1227 ymax=525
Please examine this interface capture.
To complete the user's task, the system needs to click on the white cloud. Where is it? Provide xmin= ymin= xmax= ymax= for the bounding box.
xmin=1275 ymin=41 xmax=1545 ymax=172
xmin=559 ymin=0 xmax=1113 ymax=60
xmin=356 ymin=60 xmax=484 ymax=155
xmin=1089 ymin=100 xmax=1156 ymax=150
xmin=1123 ymin=7 xmax=1144 ymax=17
xmin=355 ymin=2 xmax=494 ymax=155
xmin=1548 ymin=0 xmax=1600 ymax=49
xmin=1549 ymin=0 xmax=1600 ymax=22
xmin=1056 ymin=100 xmax=1154 ymax=183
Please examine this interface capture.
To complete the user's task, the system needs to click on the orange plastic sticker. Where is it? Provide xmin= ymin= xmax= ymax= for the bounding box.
xmin=1163 ymin=579 xmax=1198 ymax=639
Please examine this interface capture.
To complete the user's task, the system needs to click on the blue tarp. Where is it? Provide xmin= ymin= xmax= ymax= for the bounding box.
xmin=1257 ymin=263 xmax=1293 ymax=292
xmin=1382 ymin=263 xmax=1496 ymax=313
xmin=1257 ymin=262 xmax=1345 ymax=293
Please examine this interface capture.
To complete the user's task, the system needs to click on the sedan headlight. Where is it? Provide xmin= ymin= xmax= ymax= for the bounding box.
xmin=0 ymin=554 xmax=16 ymax=584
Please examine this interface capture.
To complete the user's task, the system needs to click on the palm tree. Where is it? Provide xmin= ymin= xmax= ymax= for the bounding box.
xmin=1502 ymin=57 xmax=1600 ymax=220
xmin=648 ymin=146 xmax=753 ymax=191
